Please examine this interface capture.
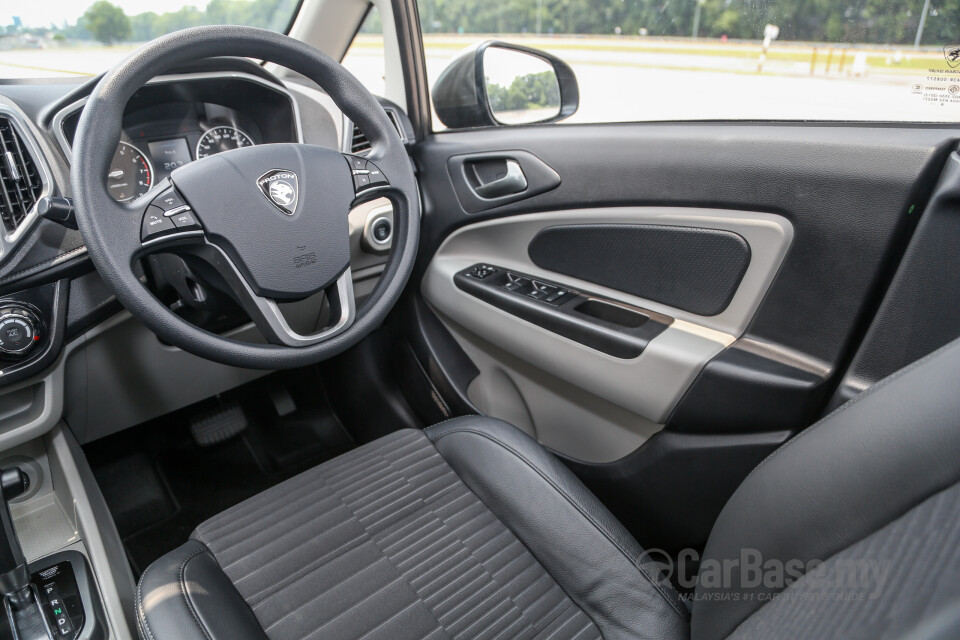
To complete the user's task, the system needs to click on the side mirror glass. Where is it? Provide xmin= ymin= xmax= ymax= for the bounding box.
xmin=483 ymin=47 xmax=561 ymax=125
xmin=432 ymin=41 xmax=579 ymax=130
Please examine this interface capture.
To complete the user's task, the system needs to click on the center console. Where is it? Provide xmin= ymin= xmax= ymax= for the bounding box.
xmin=0 ymin=463 xmax=106 ymax=640
xmin=0 ymin=428 xmax=134 ymax=640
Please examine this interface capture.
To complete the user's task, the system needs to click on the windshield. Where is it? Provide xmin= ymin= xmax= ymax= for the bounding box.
xmin=0 ymin=0 xmax=298 ymax=79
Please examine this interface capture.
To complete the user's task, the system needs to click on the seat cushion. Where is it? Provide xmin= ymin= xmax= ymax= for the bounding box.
xmin=137 ymin=418 xmax=689 ymax=640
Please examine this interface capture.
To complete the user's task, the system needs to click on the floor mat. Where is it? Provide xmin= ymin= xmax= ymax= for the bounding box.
xmin=83 ymin=368 xmax=354 ymax=577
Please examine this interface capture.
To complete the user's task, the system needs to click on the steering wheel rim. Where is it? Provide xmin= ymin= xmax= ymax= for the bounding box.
xmin=71 ymin=26 xmax=420 ymax=369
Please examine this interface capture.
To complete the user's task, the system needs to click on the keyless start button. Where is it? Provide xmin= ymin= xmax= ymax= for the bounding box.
xmin=372 ymin=218 xmax=392 ymax=244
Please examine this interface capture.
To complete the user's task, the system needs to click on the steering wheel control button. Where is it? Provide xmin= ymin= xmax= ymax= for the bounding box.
xmin=141 ymin=206 xmax=177 ymax=241
xmin=170 ymin=209 xmax=201 ymax=231
xmin=346 ymin=156 xmax=389 ymax=193
xmin=354 ymin=173 xmax=371 ymax=190
xmin=0 ymin=307 xmax=40 ymax=356
xmin=366 ymin=160 xmax=388 ymax=187
xmin=151 ymin=187 xmax=188 ymax=212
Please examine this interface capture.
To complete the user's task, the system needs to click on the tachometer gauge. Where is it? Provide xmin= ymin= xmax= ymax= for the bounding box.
xmin=107 ymin=142 xmax=153 ymax=203
xmin=196 ymin=126 xmax=254 ymax=159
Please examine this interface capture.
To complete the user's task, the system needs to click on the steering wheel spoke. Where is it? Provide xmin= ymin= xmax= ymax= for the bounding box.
xmin=182 ymin=242 xmax=356 ymax=347
xmin=242 ymin=270 xmax=356 ymax=348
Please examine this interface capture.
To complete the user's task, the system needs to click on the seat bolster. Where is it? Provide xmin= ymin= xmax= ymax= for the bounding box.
xmin=426 ymin=416 xmax=690 ymax=640
xmin=692 ymin=337 xmax=960 ymax=640
xmin=137 ymin=539 xmax=267 ymax=640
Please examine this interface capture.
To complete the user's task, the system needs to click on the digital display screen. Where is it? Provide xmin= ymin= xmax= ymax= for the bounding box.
xmin=148 ymin=138 xmax=192 ymax=172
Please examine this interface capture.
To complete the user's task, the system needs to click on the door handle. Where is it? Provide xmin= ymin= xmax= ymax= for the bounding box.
xmin=472 ymin=159 xmax=528 ymax=199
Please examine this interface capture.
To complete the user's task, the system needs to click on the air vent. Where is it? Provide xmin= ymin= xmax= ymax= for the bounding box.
xmin=350 ymin=109 xmax=405 ymax=156
xmin=0 ymin=115 xmax=44 ymax=234
xmin=351 ymin=125 xmax=372 ymax=155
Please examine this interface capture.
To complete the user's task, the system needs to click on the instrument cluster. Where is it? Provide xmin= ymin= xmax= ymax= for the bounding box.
xmin=56 ymin=74 xmax=301 ymax=203
xmin=107 ymin=124 xmax=256 ymax=202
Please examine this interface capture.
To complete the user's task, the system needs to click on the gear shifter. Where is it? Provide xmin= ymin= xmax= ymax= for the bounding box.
xmin=0 ymin=467 xmax=53 ymax=640
xmin=0 ymin=467 xmax=30 ymax=596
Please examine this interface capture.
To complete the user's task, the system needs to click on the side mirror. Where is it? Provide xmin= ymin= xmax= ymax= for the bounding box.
xmin=432 ymin=41 xmax=579 ymax=129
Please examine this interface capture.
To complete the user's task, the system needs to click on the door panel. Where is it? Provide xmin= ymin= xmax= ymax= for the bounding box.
xmin=422 ymin=206 xmax=792 ymax=461
xmin=406 ymin=122 xmax=956 ymax=550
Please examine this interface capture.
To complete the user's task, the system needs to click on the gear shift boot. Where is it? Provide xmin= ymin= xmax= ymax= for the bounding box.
xmin=5 ymin=585 xmax=55 ymax=640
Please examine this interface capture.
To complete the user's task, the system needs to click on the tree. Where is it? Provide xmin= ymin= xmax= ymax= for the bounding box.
xmin=83 ymin=1 xmax=131 ymax=45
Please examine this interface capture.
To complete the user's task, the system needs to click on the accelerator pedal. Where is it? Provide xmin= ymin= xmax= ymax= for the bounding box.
xmin=190 ymin=399 xmax=248 ymax=447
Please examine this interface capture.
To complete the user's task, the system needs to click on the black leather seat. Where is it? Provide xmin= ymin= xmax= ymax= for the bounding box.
xmin=137 ymin=338 xmax=960 ymax=640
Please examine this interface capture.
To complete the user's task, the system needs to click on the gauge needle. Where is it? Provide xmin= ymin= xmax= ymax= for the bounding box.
xmin=108 ymin=170 xmax=124 ymax=179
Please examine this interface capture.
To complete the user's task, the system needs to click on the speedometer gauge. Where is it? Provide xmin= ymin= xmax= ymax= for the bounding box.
xmin=196 ymin=126 xmax=254 ymax=159
xmin=107 ymin=142 xmax=153 ymax=202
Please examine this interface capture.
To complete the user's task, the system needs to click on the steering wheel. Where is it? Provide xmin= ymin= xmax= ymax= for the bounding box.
xmin=70 ymin=26 xmax=419 ymax=369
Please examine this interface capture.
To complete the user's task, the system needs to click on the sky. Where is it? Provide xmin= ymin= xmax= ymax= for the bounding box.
xmin=8 ymin=0 xmax=210 ymax=29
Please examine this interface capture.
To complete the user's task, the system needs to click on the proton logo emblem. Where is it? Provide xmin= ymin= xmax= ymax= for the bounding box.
xmin=944 ymin=45 xmax=960 ymax=68
xmin=257 ymin=169 xmax=299 ymax=215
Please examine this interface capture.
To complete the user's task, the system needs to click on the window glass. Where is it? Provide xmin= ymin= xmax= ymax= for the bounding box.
xmin=418 ymin=0 xmax=960 ymax=124
xmin=0 ymin=0 xmax=299 ymax=79
xmin=342 ymin=6 xmax=386 ymax=97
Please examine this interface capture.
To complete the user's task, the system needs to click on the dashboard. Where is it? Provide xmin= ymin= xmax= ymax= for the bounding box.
xmin=0 ymin=61 xmax=410 ymax=411
xmin=55 ymin=74 xmax=302 ymax=202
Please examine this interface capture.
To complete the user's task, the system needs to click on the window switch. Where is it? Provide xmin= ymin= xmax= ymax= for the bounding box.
xmin=504 ymin=273 xmax=532 ymax=293
xmin=545 ymin=289 xmax=570 ymax=304
xmin=530 ymin=281 xmax=558 ymax=296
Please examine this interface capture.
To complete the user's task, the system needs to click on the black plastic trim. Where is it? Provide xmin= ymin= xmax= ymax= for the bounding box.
xmin=666 ymin=340 xmax=829 ymax=434
xmin=431 ymin=40 xmax=579 ymax=130
xmin=0 ymin=249 xmax=91 ymax=297
xmin=454 ymin=264 xmax=672 ymax=358
xmin=559 ymin=429 xmax=791 ymax=554
xmin=447 ymin=150 xmax=561 ymax=213
xmin=402 ymin=294 xmax=480 ymax=416
xmin=827 ymin=150 xmax=960 ymax=411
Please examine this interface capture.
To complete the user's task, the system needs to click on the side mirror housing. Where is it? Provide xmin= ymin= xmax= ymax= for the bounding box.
xmin=432 ymin=40 xmax=579 ymax=129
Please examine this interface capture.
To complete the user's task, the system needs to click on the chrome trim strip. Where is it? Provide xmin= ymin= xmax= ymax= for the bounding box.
xmin=140 ymin=229 xmax=204 ymax=248
xmin=206 ymin=241 xmax=356 ymax=347
xmin=161 ymin=205 xmax=190 ymax=218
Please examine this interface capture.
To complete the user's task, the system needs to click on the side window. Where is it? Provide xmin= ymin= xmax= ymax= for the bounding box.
xmin=418 ymin=1 xmax=960 ymax=126
xmin=341 ymin=6 xmax=385 ymax=97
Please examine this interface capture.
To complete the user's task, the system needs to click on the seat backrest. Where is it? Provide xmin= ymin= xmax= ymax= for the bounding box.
xmin=691 ymin=338 xmax=960 ymax=639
